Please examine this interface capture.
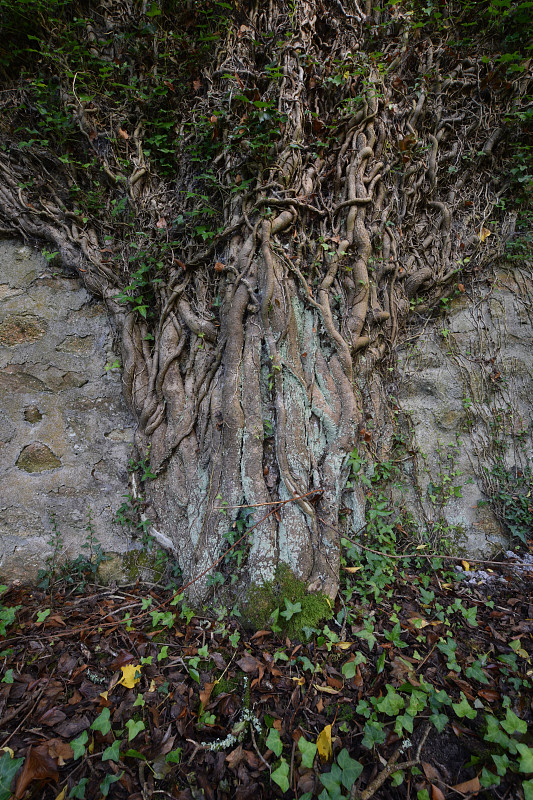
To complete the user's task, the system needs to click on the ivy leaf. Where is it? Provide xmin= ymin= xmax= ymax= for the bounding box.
xmin=492 ymin=753 xmax=510 ymax=776
xmin=102 ymin=739 xmax=121 ymax=762
xmin=429 ymin=712 xmax=448 ymax=733
xmin=320 ymin=764 xmax=343 ymax=795
xmin=501 ymin=708 xmax=527 ymax=736
xmin=452 ymin=693 xmax=477 ymax=720
xmin=99 ymin=772 xmax=123 ymax=797
xmin=91 ymin=707 xmax=111 ymax=735
xmin=271 ymin=757 xmax=290 ymax=793
xmin=337 ymin=748 xmax=363 ymax=789
xmin=266 ymin=728 xmax=283 ymax=757
xmin=516 ymin=743 xmax=533 ymax=774
xmin=280 ymin=599 xmax=302 ymax=620
xmin=465 ymin=661 xmax=489 ymax=684
xmin=70 ymin=730 xmax=89 ymax=761
xmin=484 ymin=714 xmax=516 ymax=753
xmin=523 ymin=779 xmax=533 ymax=800
xmin=69 ymin=778 xmax=89 ymax=799
xmin=376 ymin=685 xmax=405 ymax=716
xmin=298 ymin=737 xmax=317 ymax=768
xmin=126 ymin=719 xmax=146 ymax=741
xmin=362 ymin=720 xmax=387 ymax=749
xmin=342 ymin=653 xmax=366 ymax=678
xmin=480 ymin=767 xmax=500 ymax=788
xmin=0 ymin=751 xmax=24 ymax=800
xmin=394 ymin=713 xmax=414 ymax=736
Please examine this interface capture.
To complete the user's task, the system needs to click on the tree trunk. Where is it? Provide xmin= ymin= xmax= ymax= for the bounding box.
xmin=0 ymin=0 xmax=526 ymax=601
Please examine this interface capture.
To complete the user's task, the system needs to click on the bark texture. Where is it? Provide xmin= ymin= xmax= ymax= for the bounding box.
xmin=0 ymin=0 xmax=529 ymax=600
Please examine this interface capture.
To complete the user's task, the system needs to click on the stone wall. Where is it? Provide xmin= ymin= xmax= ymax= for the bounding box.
xmin=397 ymin=263 xmax=533 ymax=555
xmin=0 ymin=240 xmax=134 ymax=581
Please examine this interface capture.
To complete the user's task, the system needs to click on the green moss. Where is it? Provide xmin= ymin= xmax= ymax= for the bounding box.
xmin=122 ymin=549 xmax=166 ymax=583
xmin=244 ymin=563 xmax=332 ymax=639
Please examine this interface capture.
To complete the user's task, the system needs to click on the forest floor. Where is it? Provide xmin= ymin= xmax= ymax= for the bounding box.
xmin=0 ymin=549 xmax=532 ymax=800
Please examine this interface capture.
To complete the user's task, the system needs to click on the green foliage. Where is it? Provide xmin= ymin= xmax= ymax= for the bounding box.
xmin=0 ymin=586 xmax=19 ymax=637
xmin=36 ymin=508 xmax=108 ymax=591
xmin=245 ymin=563 xmax=332 ymax=638
xmin=488 ymin=461 xmax=533 ymax=544
xmin=0 ymin=751 xmax=24 ymax=800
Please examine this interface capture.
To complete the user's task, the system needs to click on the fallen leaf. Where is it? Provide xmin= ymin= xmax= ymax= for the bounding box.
xmin=431 ymin=785 xmax=446 ymax=800
xmin=236 ymin=654 xmax=261 ymax=674
xmin=118 ymin=664 xmax=142 ymax=689
xmin=45 ymin=740 xmax=73 ymax=766
xmin=200 ymin=682 xmax=215 ymax=706
xmin=479 ymin=226 xmax=491 ymax=243
xmin=226 ymin=744 xmax=244 ymax=770
xmin=214 ymin=261 xmax=225 ymax=272
xmin=118 ymin=127 xmax=129 ymax=140
xmin=15 ymin=745 xmax=59 ymax=798
xmin=313 ymin=684 xmax=339 ymax=694
xmin=39 ymin=707 xmax=67 ymax=727
xmin=193 ymin=79 xmax=202 ymax=91
xmin=462 ymin=561 xmax=470 ymax=571
xmin=54 ymin=789 xmax=66 ymax=800
xmin=316 ymin=724 xmax=332 ymax=762
xmin=452 ymin=776 xmax=480 ymax=794
xmin=422 ymin=762 xmax=441 ymax=782
xmin=156 ymin=218 xmax=167 ymax=228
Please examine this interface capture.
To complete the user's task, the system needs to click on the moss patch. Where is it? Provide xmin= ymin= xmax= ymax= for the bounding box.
xmin=243 ymin=563 xmax=332 ymax=639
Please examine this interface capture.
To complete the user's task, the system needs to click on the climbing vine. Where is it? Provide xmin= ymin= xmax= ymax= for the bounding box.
xmin=0 ymin=0 xmax=531 ymax=598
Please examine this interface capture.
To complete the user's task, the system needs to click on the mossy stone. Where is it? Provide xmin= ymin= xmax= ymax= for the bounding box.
xmin=244 ymin=563 xmax=332 ymax=639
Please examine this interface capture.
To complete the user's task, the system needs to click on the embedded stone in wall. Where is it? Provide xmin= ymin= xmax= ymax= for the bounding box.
xmin=0 ymin=240 xmax=135 ymax=582
xmin=16 ymin=442 xmax=62 ymax=473
xmin=0 ymin=314 xmax=46 ymax=346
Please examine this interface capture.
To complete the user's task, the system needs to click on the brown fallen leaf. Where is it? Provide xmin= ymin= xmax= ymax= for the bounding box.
xmin=226 ymin=744 xmax=245 ymax=770
xmin=452 ymin=776 xmax=480 ymax=794
xmin=200 ymin=682 xmax=215 ymax=707
xmin=38 ymin=707 xmax=67 ymax=727
xmin=118 ymin=127 xmax=129 ymax=140
xmin=15 ymin=745 xmax=59 ymax=798
xmin=45 ymin=739 xmax=73 ymax=766
xmin=422 ymin=762 xmax=441 ymax=783
xmin=236 ymin=654 xmax=261 ymax=674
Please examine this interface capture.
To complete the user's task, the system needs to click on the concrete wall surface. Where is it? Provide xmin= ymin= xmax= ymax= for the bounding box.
xmin=0 ymin=240 xmax=134 ymax=580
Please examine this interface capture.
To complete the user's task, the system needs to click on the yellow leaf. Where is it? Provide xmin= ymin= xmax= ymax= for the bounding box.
xmin=335 ymin=642 xmax=353 ymax=650
xmin=100 ymin=690 xmax=108 ymax=701
xmin=313 ymin=684 xmax=339 ymax=694
xmin=316 ymin=724 xmax=332 ymax=762
xmin=118 ymin=664 xmax=142 ymax=689
xmin=88 ymin=738 xmax=94 ymax=755
xmin=55 ymin=790 xmax=67 ymax=800
xmin=0 ymin=747 xmax=15 ymax=758
xmin=479 ymin=226 xmax=491 ymax=243
xmin=149 ymin=679 xmax=156 ymax=692
xmin=416 ymin=544 xmax=428 ymax=550
xmin=343 ymin=566 xmax=361 ymax=573
xmin=291 ymin=676 xmax=305 ymax=685
xmin=461 ymin=560 xmax=470 ymax=571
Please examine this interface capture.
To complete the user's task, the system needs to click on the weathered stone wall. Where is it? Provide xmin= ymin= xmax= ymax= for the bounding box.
xmin=397 ymin=263 xmax=533 ymax=555
xmin=0 ymin=240 xmax=134 ymax=580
